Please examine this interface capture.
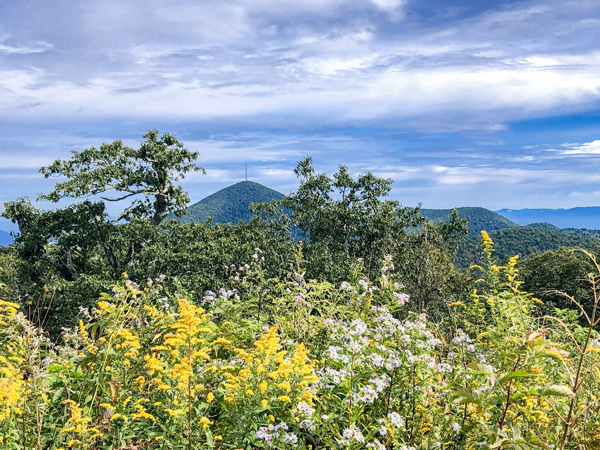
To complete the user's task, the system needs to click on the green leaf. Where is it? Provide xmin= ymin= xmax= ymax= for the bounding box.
xmin=540 ymin=385 xmax=575 ymax=398
xmin=205 ymin=429 xmax=214 ymax=449
xmin=468 ymin=363 xmax=495 ymax=376
xmin=499 ymin=370 xmax=536 ymax=384
xmin=452 ymin=388 xmax=481 ymax=405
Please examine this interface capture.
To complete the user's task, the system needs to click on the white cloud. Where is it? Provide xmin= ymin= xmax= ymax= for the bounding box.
xmin=3 ymin=0 xmax=600 ymax=213
xmin=302 ymin=55 xmax=379 ymax=76
xmin=562 ymin=140 xmax=600 ymax=155
xmin=369 ymin=0 xmax=406 ymax=21
xmin=0 ymin=40 xmax=52 ymax=54
xmin=1 ymin=60 xmax=598 ymax=135
xmin=0 ymin=155 xmax=56 ymax=169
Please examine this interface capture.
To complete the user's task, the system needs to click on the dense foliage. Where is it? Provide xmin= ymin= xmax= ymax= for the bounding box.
xmin=1 ymin=147 xmax=467 ymax=337
xmin=456 ymin=226 xmax=597 ymax=268
xmin=0 ymin=234 xmax=599 ymax=449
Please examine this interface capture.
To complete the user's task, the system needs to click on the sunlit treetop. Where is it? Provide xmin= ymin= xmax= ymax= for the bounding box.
xmin=38 ymin=130 xmax=204 ymax=225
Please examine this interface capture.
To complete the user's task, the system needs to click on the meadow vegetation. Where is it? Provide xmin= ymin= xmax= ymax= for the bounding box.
xmin=1 ymin=131 xmax=599 ymax=449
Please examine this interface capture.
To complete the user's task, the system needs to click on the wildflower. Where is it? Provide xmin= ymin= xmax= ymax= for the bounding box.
xmin=338 ymin=426 xmax=365 ymax=445
xmin=277 ymin=381 xmax=291 ymax=391
xmin=199 ymin=417 xmax=213 ymax=428
xmin=392 ymin=292 xmax=410 ymax=306
xmin=282 ymin=432 xmax=298 ymax=444
xmin=78 ymin=320 xmax=88 ymax=339
xmin=367 ymin=440 xmax=386 ymax=450
xmin=0 ymin=357 xmax=23 ymax=421
xmin=165 ymin=409 xmax=185 ymax=417
xmin=260 ymin=380 xmax=268 ymax=393
xmin=388 ymin=412 xmax=404 ymax=428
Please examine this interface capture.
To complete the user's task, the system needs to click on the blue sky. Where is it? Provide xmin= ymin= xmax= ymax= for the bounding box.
xmin=1 ymin=0 xmax=600 ymax=231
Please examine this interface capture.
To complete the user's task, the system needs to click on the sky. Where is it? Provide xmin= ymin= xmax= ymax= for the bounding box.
xmin=1 ymin=0 xmax=600 ymax=231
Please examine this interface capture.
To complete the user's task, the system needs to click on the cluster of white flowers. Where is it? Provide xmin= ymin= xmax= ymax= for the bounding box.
xmin=437 ymin=362 xmax=453 ymax=373
xmin=351 ymin=318 xmax=368 ymax=336
xmin=226 ymin=262 xmax=254 ymax=280
xmin=340 ymin=281 xmax=354 ymax=292
xmin=204 ymin=287 xmax=240 ymax=307
xmin=295 ymin=401 xmax=315 ymax=417
xmin=366 ymin=439 xmax=386 ymax=450
xmin=322 ymin=367 xmax=351 ymax=385
xmin=350 ymin=375 xmax=390 ymax=404
xmin=78 ymin=306 xmax=92 ymax=319
xmin=156 ymin=297 xmax=170 ymax=311
xmin=358 ymin=279 xmax=370 ymax=291
xmin=388 ymin=411 xmax=404 ymax=428
xmin=338 ymin=426 xmax=365 ymax=446
xmin=256 ymin=423 xmax=298 ymax=447
xmin=452 ymin=328 xmax=471 ymax=345
xmin=393 ymin=291 xmax=410 ymax=306
xmin=293 ymin=401 xmax=315 ymax=431
xmin=382 ymin=255 xmax=394 ymax=271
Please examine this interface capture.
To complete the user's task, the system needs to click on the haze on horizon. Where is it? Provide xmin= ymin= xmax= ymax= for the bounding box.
xmin=1 ymin=0 xmax=600 ymax=231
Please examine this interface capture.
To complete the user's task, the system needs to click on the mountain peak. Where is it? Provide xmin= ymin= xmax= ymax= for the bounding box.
xmin=174 ymin=181 xmax=285 ymax=224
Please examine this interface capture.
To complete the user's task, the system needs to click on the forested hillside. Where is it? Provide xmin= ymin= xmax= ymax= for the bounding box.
xmin=173 ymin=181 xmax=285 ymax=224
xmin=455 ymin=225 xmax=598 ymax=267
xmin=420 ymin=207 xmax=517 ymax=234
xmin=171 ymin=188 xmax=599 ymax=269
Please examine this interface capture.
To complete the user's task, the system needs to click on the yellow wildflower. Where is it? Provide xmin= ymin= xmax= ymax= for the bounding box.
xmin=199 ymin=417 xmax=213 ymax=428
xmin=259 ymin=381 xmax=268 ymax=393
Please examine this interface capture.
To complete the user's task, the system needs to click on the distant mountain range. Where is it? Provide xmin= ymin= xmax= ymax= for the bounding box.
xmin=420 ymin=207 xmax=518 ymax=234
xmin=420 ymin=208 xmax=599 ymax=266
xmin=6 ymin=181 xmax=598 ymax=262
xmin=497 ymin=207 xmax=600 ymax=229
xmin=170 ymin=182 xmax=600 ymax=267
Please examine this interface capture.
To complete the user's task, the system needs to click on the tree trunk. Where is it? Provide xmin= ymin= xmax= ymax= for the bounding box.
xmin=94 ymin=215 xmax=120 ymax=271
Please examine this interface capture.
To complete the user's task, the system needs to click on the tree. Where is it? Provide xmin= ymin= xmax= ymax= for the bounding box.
xmin=278 ymin=157 xmax=424 ymax=280
xmin=519 ymin=247 xmax=596 ymax=316
xmin=2 ymin=131 xmax=204 ymax=337
xmin=2 ymin=199 xmax=108 ymax=282
xmin=396 ymin=211 xmax=469 ymax=315
xmin=39 ymin=129 xmax=204 ymax=226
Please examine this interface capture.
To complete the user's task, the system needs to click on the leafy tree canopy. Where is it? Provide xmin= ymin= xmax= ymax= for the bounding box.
xmin=278 ymin=157 xmax=425 ymax=279
xmin=39 ymin=129 xmax=204 ymax=225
